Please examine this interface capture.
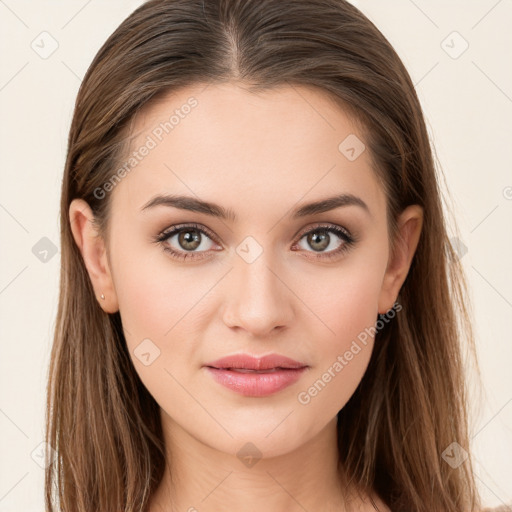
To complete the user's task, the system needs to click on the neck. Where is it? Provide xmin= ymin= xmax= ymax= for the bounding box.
xmin=149 ymin=411 xmax=364 ymax=512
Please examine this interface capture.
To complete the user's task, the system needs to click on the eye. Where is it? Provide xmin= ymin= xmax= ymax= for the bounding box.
xmin=154 ymin=222 xmax=356 ymax=262
xmin=154 ymin=223 xmax=219 ymax=261
xmin=292 ymin=224 xmax=355 ymax=260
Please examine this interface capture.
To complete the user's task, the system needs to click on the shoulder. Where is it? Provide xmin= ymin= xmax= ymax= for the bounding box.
xmin=363 ymin=496 xmax=512 ymax=511
xmin=369 ymin=501 xmax=512 ymax=512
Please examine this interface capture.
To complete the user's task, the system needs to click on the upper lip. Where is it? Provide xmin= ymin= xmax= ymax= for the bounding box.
xmin=205 ymin=353 xmax=307 ymax=370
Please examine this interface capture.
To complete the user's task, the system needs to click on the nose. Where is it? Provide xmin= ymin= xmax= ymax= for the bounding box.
xmin=221 ymin=249 xmax=295 ymax=338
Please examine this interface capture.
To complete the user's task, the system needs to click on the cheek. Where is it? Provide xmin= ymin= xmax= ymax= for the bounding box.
xmin=112 ymin=248 xmax=218 ymax=389
xmin=113 ymin=257 xmax=203 ymax=416
xmin=109 ymin=246 xmax=172 ymax=365
xmin=293 ymin=254 xmax=385 ymax=412
xmin=303 ymin=252 xmax=385 ymax=349
xmin=114 ymin=260 xmax=172 ymax=342
xmin=113 ymin=245 xmax=206 ymax=343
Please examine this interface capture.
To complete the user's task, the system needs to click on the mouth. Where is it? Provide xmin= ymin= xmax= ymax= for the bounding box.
xmin=203 ymin=353 xmax=309 ymax=396
xmin=207 ymin=366 xmax=303 ymax=373
xmin=204 ymin=353 xmax=308 ymax=371
xmin=204 ymin=365 xmax=308 ymax=397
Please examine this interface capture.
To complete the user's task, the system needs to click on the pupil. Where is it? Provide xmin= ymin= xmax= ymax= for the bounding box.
xmin=180 ymin=230 xmax=201 ymax=250
xmin=309 ymin=231 xmax=329 ymax=252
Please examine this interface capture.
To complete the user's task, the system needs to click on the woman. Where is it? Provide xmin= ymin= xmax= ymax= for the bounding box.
xmin=45 ymin=0 xmax=502 ymax=510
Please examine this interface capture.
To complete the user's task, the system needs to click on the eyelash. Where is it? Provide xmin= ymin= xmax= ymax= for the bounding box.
xmin=153 ymin=222 xmax=356 ymax=262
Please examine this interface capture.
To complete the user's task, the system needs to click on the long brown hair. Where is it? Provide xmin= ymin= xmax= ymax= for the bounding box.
xmin=46 ymin=0 xmax=484 ymax=510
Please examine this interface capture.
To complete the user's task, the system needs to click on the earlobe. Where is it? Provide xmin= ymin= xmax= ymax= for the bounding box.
xmin=377 ymin=205 xmax=423 ymax=314
xmin=69 ymin=199 xmax=119 ymax=314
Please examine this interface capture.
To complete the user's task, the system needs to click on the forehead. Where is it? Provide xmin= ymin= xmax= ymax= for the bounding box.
xmin=111 ymin=81 xmax=384 ymax=219
xmin=130 ymin=81 xmax=364 ymax=150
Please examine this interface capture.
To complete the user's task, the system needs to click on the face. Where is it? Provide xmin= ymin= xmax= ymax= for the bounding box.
xmin=73 ymin=82 xmax=420 ymax=459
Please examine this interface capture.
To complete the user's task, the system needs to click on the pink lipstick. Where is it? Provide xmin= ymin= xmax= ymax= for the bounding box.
xmin=203 ymin=353 xmax=309 ymax=397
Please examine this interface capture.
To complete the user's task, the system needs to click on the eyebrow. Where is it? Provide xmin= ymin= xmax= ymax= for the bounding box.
xmin=140 ymin=193 xmax=371 ymax=221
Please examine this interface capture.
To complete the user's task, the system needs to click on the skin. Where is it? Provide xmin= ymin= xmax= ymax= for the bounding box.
xmin=70 ymin=82 xmax=422 ymax=512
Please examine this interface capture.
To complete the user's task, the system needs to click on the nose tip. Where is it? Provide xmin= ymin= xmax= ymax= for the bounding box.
xmin=221 ymin=258 xmax=294 ymax=337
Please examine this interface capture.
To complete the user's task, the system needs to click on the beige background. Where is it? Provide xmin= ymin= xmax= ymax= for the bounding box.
xmin=0 ymin=0 xmax=511 ymax=509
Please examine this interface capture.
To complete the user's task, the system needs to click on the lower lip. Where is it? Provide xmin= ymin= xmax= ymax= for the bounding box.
xmin=204 ymin=367 xmax=308 ymax=397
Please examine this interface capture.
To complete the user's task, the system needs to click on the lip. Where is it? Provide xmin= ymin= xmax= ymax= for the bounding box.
xmin=205 ymin=353 xmax=307 ymax=371
xmin=203 ymin=353 xmax=309 ymax=397
xmin=205 ymin=367 xmax=308 ymax=397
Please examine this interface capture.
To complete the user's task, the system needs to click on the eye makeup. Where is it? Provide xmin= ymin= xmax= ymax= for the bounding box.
xmin=152 ymin=222 xmax=357 ymax=262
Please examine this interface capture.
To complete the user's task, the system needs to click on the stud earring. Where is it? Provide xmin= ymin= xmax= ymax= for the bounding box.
xmin=100 ymin=293 xmax=105 ymax=300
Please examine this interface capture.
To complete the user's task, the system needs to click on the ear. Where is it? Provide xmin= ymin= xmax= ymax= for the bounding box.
xmin=69 ymin=198 xmax=119 ymax=314
xmin=377 ymin=204 xmax=423 ymax=314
